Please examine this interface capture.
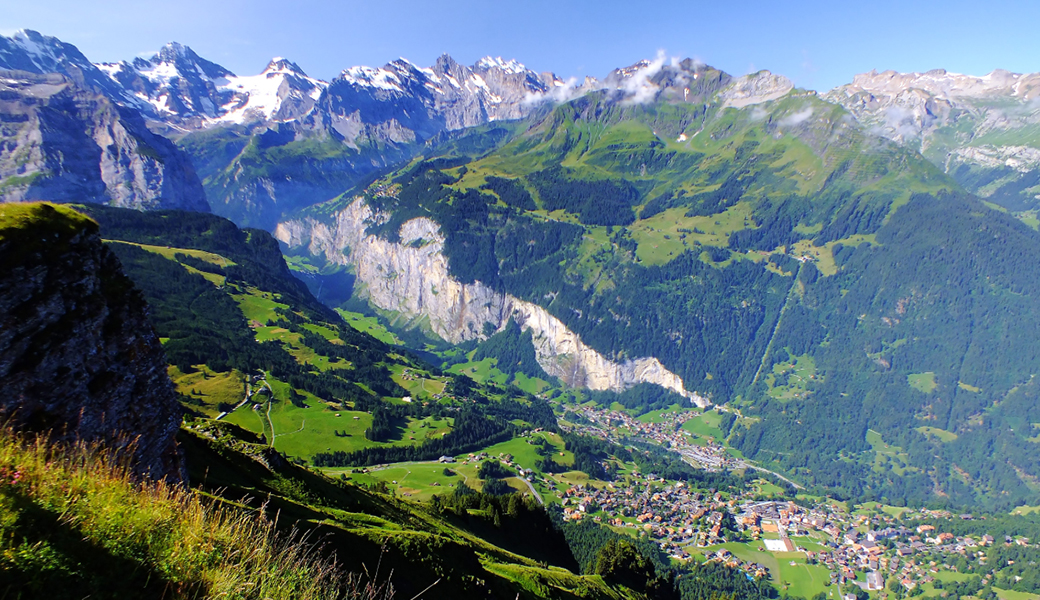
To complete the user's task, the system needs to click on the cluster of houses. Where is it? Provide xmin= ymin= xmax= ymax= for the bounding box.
xmin=565 ymin=406 xmax=740 ymax=471
xmin=423 ymin=403 xmax=1035 ymax=596
xmin=544 ymin=447 xmax=1031 ymax=594
xmin=557 ymin=476 xmax=740 ymax=558
xmin=733 ymin=500 xmax=1032 ymax=592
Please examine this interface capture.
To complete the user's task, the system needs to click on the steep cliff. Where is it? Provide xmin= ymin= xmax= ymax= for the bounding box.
xmin=276 ymin=197 xmax=707 ymax=406
xmin=0 ymin=202 xmax=183 ymax=479
xmin=0 ymin=71 xmax=208 ymax=212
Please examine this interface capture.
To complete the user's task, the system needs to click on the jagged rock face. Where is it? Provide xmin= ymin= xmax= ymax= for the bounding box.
xmin=0 ymin=203 xmax=183 ymax=480
xmin=0 ymin=71 xmax=209 ymax=211
xmin=275 ymin=198 xmax=707 ymax=406
xmin=599 ymin=57 xmax=733 ymax=106
xmin=311 ymin=54 xmax=565 ymax=147
xmin=826 ymin=69 xmax=1040 ymax=210
xmin=0 ymin=32 xmax=327 ymax=133
xmin=98 ymin=42 xmax=236 ymax=123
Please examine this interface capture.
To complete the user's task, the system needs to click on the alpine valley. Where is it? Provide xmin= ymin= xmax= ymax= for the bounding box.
xmin=2 ymin=27 xmax=1040 ymax=600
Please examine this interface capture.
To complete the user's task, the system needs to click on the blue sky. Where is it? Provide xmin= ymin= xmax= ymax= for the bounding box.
xmin=3 ymin=0 xmax=1039 ymax=91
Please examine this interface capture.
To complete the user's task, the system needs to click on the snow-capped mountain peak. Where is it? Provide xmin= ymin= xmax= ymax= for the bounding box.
xmin=90 ymin=42 xmax=327 ymax=127
xmin=0 ymin=30 xmax=133 ymax=103
xmin=475 ymin=56 xmax=528 ymax=75
xmin=3 ymin=30 xmax=70 ymax=71
xmin=264 ymin=57 xmax=307 ymax=75
xmin=340 ymin=64 xmax=408 ymax=92
xmin=213 ymin=58 xmax=327 ymax=125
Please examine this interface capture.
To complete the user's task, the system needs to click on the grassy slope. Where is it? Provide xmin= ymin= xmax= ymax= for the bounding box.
xmin=0 ymin=422 xmax=635 ymax=600
xmin=334 ymin=86 xmax=1040 ymax=509
xmin=179 ymin=420 xmax=636 ymax=600
xmin=0 ymin=428 xmax=347 ymax=600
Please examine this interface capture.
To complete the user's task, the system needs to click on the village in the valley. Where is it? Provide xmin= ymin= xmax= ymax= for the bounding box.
xmin=492 ymin=403 xmax=1033 ymax=597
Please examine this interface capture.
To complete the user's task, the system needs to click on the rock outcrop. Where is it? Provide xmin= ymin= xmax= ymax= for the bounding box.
xmin=0 ymin=202 xmax=183 ymax=480
xmin=826 ymin=68 xmax=1040 ymax=211
xmin=720 ymin=71 xmax=795 ymax=108
xmin=275 ymin=198 xmax=707 ymax=406
xmin=0 ymin=71 xmax=208 ymax=211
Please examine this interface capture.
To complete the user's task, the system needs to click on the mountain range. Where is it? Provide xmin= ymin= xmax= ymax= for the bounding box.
xmin=3 ymin=29 xmax=1040 ymax=511
xmin=7 ymin=25 xmax=1040 ymax=600
xmin=5 ymin=29 xmax=1040 ymax=224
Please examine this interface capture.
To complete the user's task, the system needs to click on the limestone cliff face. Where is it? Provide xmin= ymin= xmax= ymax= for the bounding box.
xmin=276 ymin=198 xmax=707 ymax=406
xmin=0 ymin=203 xmax=183 ymax=480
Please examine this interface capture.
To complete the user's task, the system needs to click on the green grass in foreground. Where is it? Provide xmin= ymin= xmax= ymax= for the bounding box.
xmin=0 ymin=202 xmax=95 ymax=240
xmin=0 ymin=428 xmax=349 ymax=599
xmin=170 ymin=364 xmax=246 ymax=417
xmin=234 ymin=290 xmax=289 ymax=325
xmin=222 ymin=376 xmax=455 ymax=460
xmin=1012 ymin=505 xmax=1040 ymax=515
xmin=916 ymin=426 xmax=958 ymax=442
xmin=908 ymin=371 xmax=938 ymax=394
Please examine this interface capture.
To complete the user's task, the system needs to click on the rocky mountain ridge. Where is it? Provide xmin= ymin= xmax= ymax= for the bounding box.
xmin=96 ymin=43 xmax=328 ymax=133
xmin=275 ymin=196 xmax=707 ymax=406
xmin=0 ymin=30 xmax=137 ymax=108
xmin=313 ymin=53 xmax=566 ymax=146
xmin=827 ymin=68 xmax=1040 ymax=211
xmin=0 ymin=29 xmax=808 ymax=225
xmin=0 ymin=71 xmax=208 ymax=211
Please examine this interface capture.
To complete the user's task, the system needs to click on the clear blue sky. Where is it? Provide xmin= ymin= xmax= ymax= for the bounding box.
xmin=3 ymin=0 xmax=1039 ymax=92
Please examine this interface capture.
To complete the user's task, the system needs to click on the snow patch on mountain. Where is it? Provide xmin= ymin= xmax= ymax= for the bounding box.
xmin=213 ymin=59 xmax=327 ymax=125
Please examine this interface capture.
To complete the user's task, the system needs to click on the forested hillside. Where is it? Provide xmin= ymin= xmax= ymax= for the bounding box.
xmin=287 ymin=60 xmax=1040 ymax=509
xmin=11 ymin=204 xmax=782 ymax=600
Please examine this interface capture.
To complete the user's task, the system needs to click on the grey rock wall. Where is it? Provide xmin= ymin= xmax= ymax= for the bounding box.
xmin=0 ymin=71 xmax=208 ymax=211
xmin=0 ymin=203 xmax=184 ymax=480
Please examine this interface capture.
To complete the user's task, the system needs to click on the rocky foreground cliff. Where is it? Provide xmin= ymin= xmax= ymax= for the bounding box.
xmin=0 ymin=202 xmax=183 ymax=479
xmin=276 ymin=197 xmax=707 ymax=406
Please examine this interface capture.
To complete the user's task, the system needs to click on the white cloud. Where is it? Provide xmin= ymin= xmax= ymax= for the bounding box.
xmin=881 ymin=105 xmax=925 ymax=140
xmin=779 ymin=106 xmax=814 ymax=126
xmin=522 ymin=76 xmax=593 ymax=106
xmin=749 ymin=106 xmax=769 ymax=122
xmin=620 ymin=49 xmax=667 ymax=105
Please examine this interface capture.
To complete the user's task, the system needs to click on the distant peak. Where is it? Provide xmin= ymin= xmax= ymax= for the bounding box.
xmin=475 ymin=56 xmax=528 ymax=75
xmin=156 ymin=41 xmax=197 ymax=63
xmin=9 ymin=29 xmax=44 ymax=42
xmin=265 ymin=57 xmax=306 ymax=75
xmin=6 ymin=29 xmax=61 ymax=52
xmin=433 ymin=53 xmax=460 ymax=71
